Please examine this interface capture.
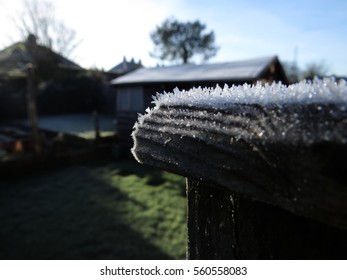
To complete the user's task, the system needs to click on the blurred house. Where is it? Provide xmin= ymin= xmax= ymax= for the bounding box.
xmin=107 ymin=56 xmax=143 ymax=78
xmin=0 ymin=34 xmax=84 ymax=119
xmin=101 ymin=57 xmax=143 ymax=114
xmin=110 ymin=55 xmax=288 ymax=148
xmin=0 ymin=34 xmax=83 ymax=77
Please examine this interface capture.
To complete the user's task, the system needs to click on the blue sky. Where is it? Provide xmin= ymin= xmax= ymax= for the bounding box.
xmin=1 ymin=0 xmax=346 ymax=75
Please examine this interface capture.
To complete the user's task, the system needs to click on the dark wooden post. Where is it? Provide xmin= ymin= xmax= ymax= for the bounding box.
xmin=131 ymin=86 xmax=347 ymax=259
xmin=26 ymin=64 xmax=42 ymax=155
xmin=187 ymin=179 xmax=237 ymax=259
xmin=92 ymin=110 xmax=101 ymax=140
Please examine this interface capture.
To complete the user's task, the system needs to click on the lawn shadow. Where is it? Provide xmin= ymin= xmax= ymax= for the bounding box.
xmin=0 ymin=161 xmax=174 ymax=260
xmin=97 ymin=158 xmax=166 ymax=184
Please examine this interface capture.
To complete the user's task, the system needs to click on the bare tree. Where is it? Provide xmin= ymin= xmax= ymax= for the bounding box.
xmin=302 ymin=61 xmax=329 ymax=80
xmin=11 ymin=0 xmax=81 ymax=57
xmin=283 ymin=61 xmax=301 ymax=84
xmin=284 ymin=60 xmax=330 ymax=83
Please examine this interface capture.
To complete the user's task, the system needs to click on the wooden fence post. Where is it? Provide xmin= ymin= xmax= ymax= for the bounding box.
xmin=26 ymin=64 xmax=42 ymax=155
xmin=131 ymin=80 xmax=347 ymax=259
xmin=187 ymin=179 xmax=237 ymax=259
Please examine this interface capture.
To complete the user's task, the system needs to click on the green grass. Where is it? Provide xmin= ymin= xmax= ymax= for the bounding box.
xmin=0 ymin=159 xmax=187 ymax=259
xmin=76 ymin=130 xmax=115 ymax=139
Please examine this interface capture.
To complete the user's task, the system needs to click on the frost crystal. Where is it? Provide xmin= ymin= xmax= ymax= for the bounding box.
xmin=132 ymin=78 xmax=347 ymax=161
xmin=151 ymin=78 xmax=346 ymax=110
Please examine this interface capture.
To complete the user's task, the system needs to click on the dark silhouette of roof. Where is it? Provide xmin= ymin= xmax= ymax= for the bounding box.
xmin=108 ymin=56 xmax=143 ymax=76
xmin=0 ymin=35 xmax=83 ymax=76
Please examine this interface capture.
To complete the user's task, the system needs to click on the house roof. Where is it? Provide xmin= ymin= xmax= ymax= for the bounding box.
xmin=0 ymin=36 xmax=83 ymax=76
xmin=111 ymin=56 xmax=282 ymax=85
xmin=108 ymin=56 xmax=143 ymax=75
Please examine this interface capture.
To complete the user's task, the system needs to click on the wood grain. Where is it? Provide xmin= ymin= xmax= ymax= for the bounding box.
xmin=132 ymin=103 xmax=347 ymax=230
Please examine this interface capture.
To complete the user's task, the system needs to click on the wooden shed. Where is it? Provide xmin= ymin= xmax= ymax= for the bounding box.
xmin=111 ymin=55 xmax=288 ymax=149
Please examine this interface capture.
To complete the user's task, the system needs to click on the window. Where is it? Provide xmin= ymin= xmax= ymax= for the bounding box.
xmin=117 ymin=86 xmax=144 ymax=111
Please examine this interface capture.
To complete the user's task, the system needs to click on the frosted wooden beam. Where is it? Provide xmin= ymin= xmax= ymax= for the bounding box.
xmin=132 ymin=79 xmax=347 ymax=258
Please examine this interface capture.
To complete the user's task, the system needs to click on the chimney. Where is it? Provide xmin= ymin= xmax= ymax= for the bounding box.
xmin=27 ymin=34 xmax=37 ymax=46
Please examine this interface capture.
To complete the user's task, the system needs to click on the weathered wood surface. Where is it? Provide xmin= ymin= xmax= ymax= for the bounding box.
xmin=187 ymin=179 xmax=237 ymax=259
xmin=132 ymin=103 xmax=347 ymax=230
xmin=187 ymin=178 xmax=347 ymax=259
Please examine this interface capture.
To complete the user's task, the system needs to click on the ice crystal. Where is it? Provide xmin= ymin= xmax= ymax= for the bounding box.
xmin=152 ymin=78 xmax=347 ymax=109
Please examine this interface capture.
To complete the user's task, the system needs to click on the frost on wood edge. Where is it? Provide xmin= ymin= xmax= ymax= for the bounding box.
xmin=131 ymin=78 xmax=347 ymax=162
xmin=152 ymin=78 xmax=347 ymax=108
